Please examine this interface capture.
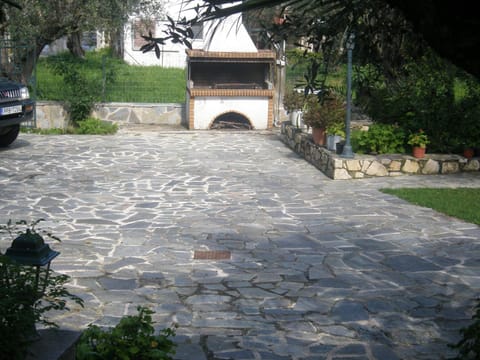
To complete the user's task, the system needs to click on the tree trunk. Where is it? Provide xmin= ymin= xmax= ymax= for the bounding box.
xmin=17 ymin=40 xmax=47 ymax=85
xmin=67 ymin=31 xmax=85 ymax=58
xmin=109 ymin=29 xmax=124 ymax=59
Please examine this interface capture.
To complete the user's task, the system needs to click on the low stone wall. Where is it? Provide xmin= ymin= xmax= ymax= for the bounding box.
xmin=280 ymin=122 xmax=480 ymax=180
xmin=92 ymin=102 xmax=185 ymax=127
xmin=35 ymin=101 xmax=185 ymax=129
xmin=35 ymin=101 xmax=70 ymax=129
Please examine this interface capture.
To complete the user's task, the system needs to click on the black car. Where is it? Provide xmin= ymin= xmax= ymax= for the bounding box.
xmin=0 ymin=78 xmax=34 ymax=147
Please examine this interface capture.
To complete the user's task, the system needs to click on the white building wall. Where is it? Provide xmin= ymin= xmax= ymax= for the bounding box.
xmin=122 ymin=0 xmax=258 ymax=67
xmin=123 ymin=19 xmax=188 ymax=67
xmin=123 ymin=0 xmax=205 ymax=68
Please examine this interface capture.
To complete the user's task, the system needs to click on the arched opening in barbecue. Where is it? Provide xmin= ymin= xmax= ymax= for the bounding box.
xmin=210 ymin=112 xmax=253 ymax=130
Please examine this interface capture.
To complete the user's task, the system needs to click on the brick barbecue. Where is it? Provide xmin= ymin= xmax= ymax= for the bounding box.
xmin=185 ymin=16 xmax=276 ymax=130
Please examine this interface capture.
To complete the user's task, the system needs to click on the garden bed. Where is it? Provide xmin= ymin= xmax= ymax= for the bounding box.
xmin=280 ymin=122 xmax=480 ymax=180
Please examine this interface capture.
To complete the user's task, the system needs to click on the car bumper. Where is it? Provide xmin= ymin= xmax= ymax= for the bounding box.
xmin=0 ymin=100 xmax=35 ymax=127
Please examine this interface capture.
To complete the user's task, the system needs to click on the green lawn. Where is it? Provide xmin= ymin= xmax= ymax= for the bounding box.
xmin=35 ymin=51 xmax=186 ymax=103
xmin=381 ymin=187 xmax=480 ymax=225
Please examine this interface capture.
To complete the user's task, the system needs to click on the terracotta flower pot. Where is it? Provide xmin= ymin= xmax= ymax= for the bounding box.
xmin=412 ymin=146 xmax=426 ymax=158
xmin=312 ymin=127 xmax=326 ymax=146
xmin=464 ymin=148 xmax=474 ymax=159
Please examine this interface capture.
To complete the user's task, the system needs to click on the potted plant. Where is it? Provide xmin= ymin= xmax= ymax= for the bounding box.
xmin=303 ymin=92 xmax=346 ymax=146
xmin=283 ymin=89 xmax=305 ymax=128
xmin=407 ymin=129 xmax=429 ymax=158
xmin=460 ymin=140 xmax=476 ymax=159
xmin=326 ymin=122 xmax=345 ymax=151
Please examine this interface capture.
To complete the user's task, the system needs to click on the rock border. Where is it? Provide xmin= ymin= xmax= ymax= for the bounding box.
xmin=280 ymin=122 xmax=480 ymax=180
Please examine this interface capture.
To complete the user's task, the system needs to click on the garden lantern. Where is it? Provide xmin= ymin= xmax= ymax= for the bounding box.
xmin=341 ymin=32 xmax=355 ymax=158
xmin=5 ymin=229 xmax=59 ymax=298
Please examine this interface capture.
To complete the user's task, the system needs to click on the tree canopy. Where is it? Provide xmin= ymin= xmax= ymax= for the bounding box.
xmin=142 ymin=0 xmax=480 ymax=80
xmin=0 ymin=0 xmax=163 ymax=81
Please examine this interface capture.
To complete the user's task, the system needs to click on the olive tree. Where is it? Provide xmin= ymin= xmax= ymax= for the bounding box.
xmin=0 ymin=0 xmax=164 ymax=82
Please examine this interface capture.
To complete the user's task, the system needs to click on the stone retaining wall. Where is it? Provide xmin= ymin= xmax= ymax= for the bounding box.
xmin=35 ymin=101 xmax=70 ymax=129
xmin=280 ymin=122 xmax=480 ymax=180
xmin=35 ymin=101 xmax=185 ymax=129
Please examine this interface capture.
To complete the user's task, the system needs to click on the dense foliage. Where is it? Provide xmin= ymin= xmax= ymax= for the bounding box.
xmin=0 ymin=0 xmax=164 ymax=81
xmin=302 ymin=92 xmax=345 ymax=129
xmin=76 ymin=117 xmax=119 ymax=135
xmin=352 ymin=124 xmax=405 ymax=154
xmin=357 ymin=50 xmax=480 ymax=153
xmin=76 ymin=306 xmax=177 ymax=360
xmin=45 ymin=54 xmax=103 ymax=124
xmin=451 ymin=298 xmax=480 ymax=359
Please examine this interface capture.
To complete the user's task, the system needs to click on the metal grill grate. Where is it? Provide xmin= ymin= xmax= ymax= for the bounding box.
xmin=0 ymin=88 xmax=21 ymax=100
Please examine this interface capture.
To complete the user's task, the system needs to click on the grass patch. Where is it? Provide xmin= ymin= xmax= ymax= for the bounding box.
xmin=21 ymin=117 xmax=118 ymax=135
xmin=381 ymin=187 xmax=480 ymax=225
xmin=36 ymin=50 xmax=186 ymax=103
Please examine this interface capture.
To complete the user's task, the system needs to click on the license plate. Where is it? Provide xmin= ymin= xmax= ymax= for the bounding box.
xmin=1 ymin=105 xmax=22 ymax=115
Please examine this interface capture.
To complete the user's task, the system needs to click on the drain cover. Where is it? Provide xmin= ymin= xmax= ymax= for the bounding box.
xmin=193 ymin=250 xmax=231 ymax=260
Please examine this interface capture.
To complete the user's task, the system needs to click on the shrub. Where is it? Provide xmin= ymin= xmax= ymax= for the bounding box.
xmin=302 ymin=92 xmax=346 ymax=129
xmin=76 ymin=306 xmax=177 ymax=360
xmin=357 ymin=50 xmax=480 ymax=153
xmin=283 ymin=89 xmax=305 ymax=113
xmin=45 ymin=53 xmax=107 ymax=124
xmin=326 ymin=122 xmax=345 ymax=137
xmin=0 ymin=220 xmax=84 ymax=360
xmin=76 ymin=117 xmax=118 ymax=135
xmin=450 ymin=298 xmax=480 ymax=359
xmin=352 ymin=123 xmax=405 ymax=154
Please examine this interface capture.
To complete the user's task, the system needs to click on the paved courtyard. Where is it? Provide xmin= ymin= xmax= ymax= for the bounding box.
xmin=1 ymin=128 xmax=480 ymax=359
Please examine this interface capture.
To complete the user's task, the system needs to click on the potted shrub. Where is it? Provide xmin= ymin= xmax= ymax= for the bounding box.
xmin=303 ymin=92 xmax=346 ymax=146
xmin=283 ymin=89 xmax=305 ymax=128
xmin=461 ymin=140 xmax=476 ymax=159
xmin=407 ymin=129 xmax=429 ymax=158
xmin=326 ymin=122 xmax=345 ymax=151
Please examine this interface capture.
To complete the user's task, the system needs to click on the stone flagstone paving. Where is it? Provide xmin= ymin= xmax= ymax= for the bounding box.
xmin=1 ymin=129 xmax=480 ymax=359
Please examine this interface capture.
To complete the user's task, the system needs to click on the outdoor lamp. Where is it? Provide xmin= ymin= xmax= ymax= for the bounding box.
xmin=341 ymin=32 xmax=355 ymax=158
xmin=5 ymin=229 xmax=59 ymax=297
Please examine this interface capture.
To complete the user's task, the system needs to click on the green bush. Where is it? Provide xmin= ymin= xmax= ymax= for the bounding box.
xmin=326 ymin=122 xmax=345 ymax=137
xmin=76 ymin=306 xmax=177 ymax=360
xmin=451 ymin=298 xmax=480 ymax=359
xmin=44 ymin=53 xmax=105 ymax=124
xmin=352 ymin=123 xmax=405 ymax=154
xmin=356 ymin=50 xmax=480 ymax=153
xmin=76 ymin=117 xmax=118 ymax=135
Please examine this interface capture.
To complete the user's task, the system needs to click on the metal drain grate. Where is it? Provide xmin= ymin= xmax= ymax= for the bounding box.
xmin=193 ymin=250 xmax=231 ymax=260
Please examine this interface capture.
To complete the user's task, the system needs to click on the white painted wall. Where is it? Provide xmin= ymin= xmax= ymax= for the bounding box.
xmin=122 ymin=0 xmax=259 ymax=67
xmin=123 ymin=18 xmax=200 ymax=67
xmin=193 ymin=96 xmax=270 ymax=129
xmin=202 ymin=14 xmax=257 ymax=52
